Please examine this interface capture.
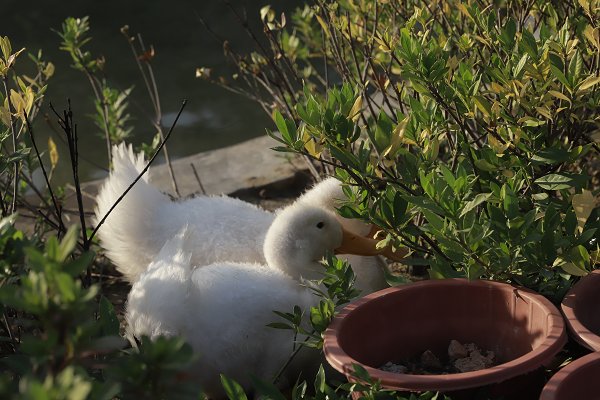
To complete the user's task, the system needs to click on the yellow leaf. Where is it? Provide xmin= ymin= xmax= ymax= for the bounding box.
xmin=572 ymin=190 xmax=597 ymax=233
xmin=48 ymin=137 xmax=59 ymax=169
xmin=474 ymin=96 xmax=492 ymax=117
xmin=578 ymin=0 xmax=590 ymax=13
xmin=383 ymin=118 xmax=409 ymax=157
xmin=578 ymin=75 xmax=600 ymax=91
xmin=488 ymin=134 xmax=509 ymax=155
xmin=490 ymin=82 xmax=504 ymax=94
xmin=456 ymin=3 xmax=471 ymax=19
xmin=315 ymin=15 xmax=330 ymax=37
xmin=347 ymin=95 xmax=363 ymax=122
xmin=9 ymin=89 xmax=24 ymax=115
xmin=583 ymin=26 xmax=600 ymax=50
xmin=536 ymin=106 xmax=553 ymax=121
xmin=0 ymin=102 xmax=10 ymax=126
xmin=44 ymin=62 xmax=55 ymax=78
xmin=548 ymin=90 xmax=571 ymax=103
xmin=590 ymin=248 xmax=600 ymax=266
xmin=424 ymin=137 xmax=439 ymax=161
xmin=6 ymin=47 xmax=25 ymax=69
xmin=0 ymin=36 xmax=11 ymax=60
xmin=24 ymin=86 xmax=34 ymax=117
xmin=260 ymin=5 xmax=275 ymax=22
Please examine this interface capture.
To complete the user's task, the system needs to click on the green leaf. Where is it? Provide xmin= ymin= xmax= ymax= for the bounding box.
xmin=474 ymin=159 xmax=497 ymax=172
xmin=273 ymin=110 xmax=290 ymax=143
xmin=534 ymin=173 xmax=588 ymax=190
xmin=221 ymin=375 xmax=249 ymax=400
xmin=560 ymin=262 xmax=588 ymax=276
xmin=531 ymin=147 xmax=571 ymax=164
xmin=55 ymin=273 xmax=76 ymax=302
xmin=314 ymin=365 xmax=327 ymax=394
xmin=369 ymin=111 xmax=393 ymax=153
xmin=501 ymin=184 xmax=519 ymax=219
xmin=473 ymin=96 xmax=492 ymax=117
xmin=460 ymin=193 xmax=492 ymax=218
xmin=550 ymin=65 xmax=571 ymax=89
xmin=513 ymin=53 xmax=529 ymax=78
xmin=568 ymin=50 xmax=583 ymax=84
xmin=57 ymin=225 xmax=80 ymax=262
xmin=407 ymin=196 xmax=446 ymax=216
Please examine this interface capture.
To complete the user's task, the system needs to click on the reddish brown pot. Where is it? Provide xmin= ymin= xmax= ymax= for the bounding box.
xmin=324 ymin=279 xmax=566 ymax=396
xmin=561 ymin=269 xmax=600 ymax=351
xmin=540 ymin=352 xmax=600 ymax=399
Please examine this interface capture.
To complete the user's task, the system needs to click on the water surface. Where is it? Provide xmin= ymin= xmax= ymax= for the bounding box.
xmin=4 ymin=0 xmax=301 ymax=183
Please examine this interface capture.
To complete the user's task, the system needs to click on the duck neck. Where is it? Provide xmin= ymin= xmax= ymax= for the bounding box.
xmin=265 ymin=245 xmax=325 ymax=282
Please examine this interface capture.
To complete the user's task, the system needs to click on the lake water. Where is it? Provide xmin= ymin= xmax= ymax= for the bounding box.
xmin=4 ymin=0 xmax=302 ymax=183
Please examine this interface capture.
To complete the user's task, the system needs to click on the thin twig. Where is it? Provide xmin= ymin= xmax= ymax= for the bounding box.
xmin=121 ymin=28 xmax=180 ymax=197
xmin=24 ymin=111 xmax=65 ymax=234
xmin=89 ymin=100 xmax=188 ymax=244
xmin=190 ymin=163 xmax=206 ymax=195
xmin=3 ymin=77 xmax=19 ymax=214
xmin=49 ymin=101 xmax=89 ymax=250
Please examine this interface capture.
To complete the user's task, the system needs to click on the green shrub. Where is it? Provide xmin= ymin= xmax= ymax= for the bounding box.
xmin=215 ymin=0 xmax=600 ymax=300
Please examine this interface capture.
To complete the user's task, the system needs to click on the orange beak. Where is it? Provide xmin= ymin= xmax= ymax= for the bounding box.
xmin=334 ymin=227 xmax=409 ymax=262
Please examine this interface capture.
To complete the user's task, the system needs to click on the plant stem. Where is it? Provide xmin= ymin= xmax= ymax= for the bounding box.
xmin=122 ymin=30 xmax=180 ymax=197
xmin=24 ymin=112 xmax=65 ymax=235
xmin=3 ymin=77 xmax=19 ymax=214
xmin=190 ymin=163 xmax=206 ymax=195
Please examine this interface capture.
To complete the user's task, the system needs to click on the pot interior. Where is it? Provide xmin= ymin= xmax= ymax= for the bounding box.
xmin=337 ymin=282 xmax=555 ymax=368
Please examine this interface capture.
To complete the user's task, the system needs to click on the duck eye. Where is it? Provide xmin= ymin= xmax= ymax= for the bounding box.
xmin=316 ymin=222 xmax=325 ymax=229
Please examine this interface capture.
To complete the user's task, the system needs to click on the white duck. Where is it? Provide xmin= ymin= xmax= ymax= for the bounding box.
xmin=126 ymin=204 xmax=368 ymax=397
xmin=95 ymin=144 xmax=404 ymax=290
xmin=295 ymin=178 xmax=390 ymax=293
xmin=94 ymin=144 xmax=274 ymax=282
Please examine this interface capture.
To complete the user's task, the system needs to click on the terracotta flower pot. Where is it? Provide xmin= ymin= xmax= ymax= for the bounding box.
xmin=561 ymin=269 xmax=600 ymax=351
xmin=539 ymin=352 xmax=600 ymax=399
xmin=324 ymin=279 xmax=567 ymax=398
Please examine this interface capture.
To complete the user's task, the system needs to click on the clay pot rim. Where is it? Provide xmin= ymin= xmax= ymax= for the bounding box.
xmin=561 ymin=269 xmax=600 ymax=351
xmin=539 ymin=351 xmax=600 ymax=400
xmin=323 ymin=278 xmax=567 ymax=392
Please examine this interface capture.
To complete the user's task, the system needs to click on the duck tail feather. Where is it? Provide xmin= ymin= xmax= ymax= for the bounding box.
xmin=94 ymin=143 xmax=170 ymax=282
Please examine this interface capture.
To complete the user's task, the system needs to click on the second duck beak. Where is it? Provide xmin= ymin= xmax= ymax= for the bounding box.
xmin=335 ymin=227 xmax=408 ymax=262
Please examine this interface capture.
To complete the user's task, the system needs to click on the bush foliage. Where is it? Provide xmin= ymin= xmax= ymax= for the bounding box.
xmin=0 ymin=0 xmax=599 ymax=398
xmin=209 ymin=0 xmax=600 ymax=300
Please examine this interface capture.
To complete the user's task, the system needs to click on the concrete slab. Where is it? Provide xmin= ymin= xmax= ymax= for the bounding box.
xmin=149 ymin=135 xmax=305 ymax=197
xmin=65 ymin=135 xmax=306 ymax=213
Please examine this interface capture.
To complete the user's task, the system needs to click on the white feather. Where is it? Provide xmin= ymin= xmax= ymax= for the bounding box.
xmin=126 ymin=206 xmax=342 ymax=397
xmin=95 ymin=145 xmax=387 ymax=293
xmin=94 ymin=143 xmax=273 ymax=282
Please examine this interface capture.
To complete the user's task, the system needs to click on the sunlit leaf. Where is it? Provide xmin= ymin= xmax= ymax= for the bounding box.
xmin=578 ymin=75 xmax=600 ymax=91
xmin=572 ymin=190 xmax=597 ymax=233
xmin=48 ymin=137 xmax=59 ymax=169
xmin=347 ymin=95 xmax=362 ymax=122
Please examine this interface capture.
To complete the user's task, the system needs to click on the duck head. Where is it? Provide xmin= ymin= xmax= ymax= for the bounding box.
xmin=264 ymin=204 xmax=406 ymax=281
